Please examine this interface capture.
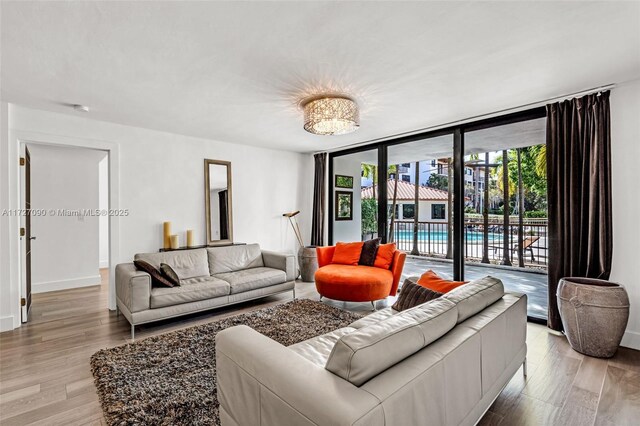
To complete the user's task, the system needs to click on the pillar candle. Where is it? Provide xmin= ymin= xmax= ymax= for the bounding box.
xmin=163 ymin=222 xmax=172 ymax=249
xmin=170 ymin=234 xmax=179 ymax=249
xmin=186 ymin=229 xmax=194 ymax=247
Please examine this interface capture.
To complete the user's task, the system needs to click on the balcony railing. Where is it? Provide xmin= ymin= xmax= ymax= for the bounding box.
xmin=389 ymin=219 xmax=548 ymax=269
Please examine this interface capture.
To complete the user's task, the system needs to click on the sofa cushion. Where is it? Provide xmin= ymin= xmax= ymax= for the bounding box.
xmin=325 ymin=298 xmax=458 ymax=386
xmin=358 ymin=238 xmax=380 ymax=266
xmin=417 ymin=270 xmax=466 ymax=293
xmin=214 ymin=267 xmax=286 ymax=294
xmin=207 ymin=244 xmax=264 ymax=275
xmin=392 ymin=279 xmax=443 ymax=311
xmin=374 ymin=243 xmax=396 ymax=270
xmin=135 ymin=249 xmax=209 ymax=280
xmin=289 ymin=327 xmax=357 ymax=367
xmin=160 ymin=263 xmax=181 ymax=286
xmin=332 ymin=242 xmax=364 ymax=266
xmin=442 ymin=276 xmax=504 ymax=323
xmin=150 ymin=275 xmax=230 ymax=308
xmin=349 ymin=307 xmax=396 ymax=329
xmin=133 ymin=260 xmax=175 ymax=288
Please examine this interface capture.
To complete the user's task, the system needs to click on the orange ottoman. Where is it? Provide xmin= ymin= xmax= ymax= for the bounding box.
xmin=314 ymin=244 xmax=406 ymax=307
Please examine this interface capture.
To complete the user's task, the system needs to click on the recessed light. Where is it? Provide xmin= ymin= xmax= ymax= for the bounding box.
xmin=73 ymin=104 xmax=90 ymax=113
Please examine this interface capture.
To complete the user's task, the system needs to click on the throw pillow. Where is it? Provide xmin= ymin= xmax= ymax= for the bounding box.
xmin=332 ymin=242 xmax=365 ymax=266
xmin=392 ymin=279 xmax=443 ymax=311
xmin=133 ymin=260 xmax=174 ymax=288
xmin=358 ymin=238 xmax=380 ymax=266
xmin=160 ymin=263 xmax=181 ymax=286
xmin=373 ymin=243 xmax=396 ymax=270
xmin=417 ymin=270 xmax=466 ymax=293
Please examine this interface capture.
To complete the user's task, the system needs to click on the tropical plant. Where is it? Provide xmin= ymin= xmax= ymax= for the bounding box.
xmin=361 ymin=198 xmax=378 ymax=237
xmin=426 ymin=173 xmax=448 ymax=190
xmin=361 ymin=163 xmax=378 ymax=199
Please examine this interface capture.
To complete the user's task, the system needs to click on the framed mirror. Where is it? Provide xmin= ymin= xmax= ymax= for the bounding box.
xmin=205 ymin=159 xmax=233 ymax=245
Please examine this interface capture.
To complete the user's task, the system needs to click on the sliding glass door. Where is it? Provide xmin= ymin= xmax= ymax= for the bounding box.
xmin=463 ymin=119 xmax=548 ymax=320
xmin=328 ymin=107 xmax=548 ymax=320
xmin=386 ymin=135 xmax=455 ymax=279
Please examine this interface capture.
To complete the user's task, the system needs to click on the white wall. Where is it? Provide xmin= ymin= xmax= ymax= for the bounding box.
xmin=332 ymin=156 xmax=363 ymax=242
xmin=0 ymin=104 xmax=313 ymax=331
xmin=610 ymin=79 xmax=640 ymax=350
xmin=98 ymin=155 xmax=109 ymax=268
xmin=28 ymin=145 xmax=104 ymax=293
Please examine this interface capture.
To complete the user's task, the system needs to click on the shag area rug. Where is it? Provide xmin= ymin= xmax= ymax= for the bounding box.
xmin=90 ymin=299 xmax=363 ymax=425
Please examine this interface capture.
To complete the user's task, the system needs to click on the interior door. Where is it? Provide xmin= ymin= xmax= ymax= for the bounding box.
xmin=22 ymin=147 xmax=32 ymax=322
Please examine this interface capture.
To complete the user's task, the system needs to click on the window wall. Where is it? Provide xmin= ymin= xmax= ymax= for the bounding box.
xmin=329 ymin=107 xmax=548 ymax=321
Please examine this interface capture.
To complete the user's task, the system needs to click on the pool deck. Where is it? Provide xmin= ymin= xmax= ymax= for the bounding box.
xmin=401 ymin=256 xmax=548 ymax=320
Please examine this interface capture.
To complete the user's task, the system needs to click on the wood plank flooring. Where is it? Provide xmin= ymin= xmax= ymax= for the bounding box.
xmin=1 ymin=270 xmax=638 ymax=425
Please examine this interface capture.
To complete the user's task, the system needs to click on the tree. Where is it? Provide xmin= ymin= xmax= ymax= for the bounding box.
xmin=426 ymin=173 xmax=448 ymax=191
xmin=361 ymin=198 xmax=378 ymax=239
xmin=362 ymin=163 xmax=378 ymax=199
xmin=411 ymin=161 xmax=420 ymax=255
xmin=388 ymin=165 xmax=399 ymax=242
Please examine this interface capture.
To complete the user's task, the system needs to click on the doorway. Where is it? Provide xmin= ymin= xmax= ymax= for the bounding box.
xmin=20 ymin=144 xmax=110 ymax=324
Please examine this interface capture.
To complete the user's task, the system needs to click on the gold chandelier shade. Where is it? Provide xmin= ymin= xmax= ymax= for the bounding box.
xmin=303 ymin=96 xmax=359 ymax=135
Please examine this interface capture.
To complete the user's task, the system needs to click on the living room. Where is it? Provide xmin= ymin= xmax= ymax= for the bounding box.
xmin=0 ymin=1 xmax=638 ymax=425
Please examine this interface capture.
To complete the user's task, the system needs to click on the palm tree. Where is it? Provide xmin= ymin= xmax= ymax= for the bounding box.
xmin=362 ymin=163 xmax=378 ymax=199
xmin=411 ymin=162 xmax=420 ymax=255
xmin=388 ymin=165 xmax=399 ymax=243
xmin=533 ymin=145 xmax=546 ymax=178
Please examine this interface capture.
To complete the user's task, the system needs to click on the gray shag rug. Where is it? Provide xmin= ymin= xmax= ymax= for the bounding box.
xmin=90 ymin=299 xmax=363 ymax=425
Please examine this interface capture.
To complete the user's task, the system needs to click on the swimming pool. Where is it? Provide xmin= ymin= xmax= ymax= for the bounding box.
xmin=393 ymin=230 xmax=503 ymax=242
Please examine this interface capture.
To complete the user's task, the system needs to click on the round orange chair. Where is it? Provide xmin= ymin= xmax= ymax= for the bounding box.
xmin=314 ymin=245 xmax=406 ymax=309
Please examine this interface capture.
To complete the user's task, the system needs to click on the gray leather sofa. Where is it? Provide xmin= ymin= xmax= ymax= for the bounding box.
xmin=216 ymin=276 xmax=527 ymax=426
xmin=115 ymin=244 xmax=296 ymax=338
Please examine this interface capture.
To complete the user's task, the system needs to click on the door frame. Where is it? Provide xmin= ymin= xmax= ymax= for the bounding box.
xmin=11 ymin=131 xmax=120 ymax=328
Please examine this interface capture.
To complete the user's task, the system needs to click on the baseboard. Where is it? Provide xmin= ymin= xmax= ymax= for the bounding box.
xmin=99 ymin=259 xmax=109 ymax=268
xmin=32 ymin=275 xmax=102 ymax=294
xmin=621 ymin=330 xmax=640 ymax=350
xmin=0 ymin=315 xmax=15 ymax=332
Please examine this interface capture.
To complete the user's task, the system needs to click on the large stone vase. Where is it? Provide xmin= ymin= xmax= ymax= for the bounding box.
xmin=298 ymin=246 xmax=318 ymax=283
xmin=557 ymin=277 xmax=630 ymax=358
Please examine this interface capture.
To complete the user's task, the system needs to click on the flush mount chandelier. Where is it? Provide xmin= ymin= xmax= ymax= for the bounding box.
xmin=302 ymin=95 xmax=359 ymax=135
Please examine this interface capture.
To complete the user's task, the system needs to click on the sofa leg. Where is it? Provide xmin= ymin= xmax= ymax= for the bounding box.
xmin=319 ymin=295 xmax=323 ymax=301
xmin=131 ymin=324 xmax=135 ymax=340
xmin=292 ymin=287 xmax=296 ymax=300
xmin=115 ymin=305 xmax=120 ymax=317
xmin=371 ymin=301 xmax=376 ymax=311
xmin=522 ymin=358 xmax=527 ymax=377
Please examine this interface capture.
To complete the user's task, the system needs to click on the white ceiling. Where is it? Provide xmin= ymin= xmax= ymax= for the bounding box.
xmin=2 ymin=1 xmax=639 ymax=153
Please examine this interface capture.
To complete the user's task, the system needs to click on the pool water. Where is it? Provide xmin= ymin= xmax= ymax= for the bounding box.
xmin=394 ymin=230 xmax=503 ymax=242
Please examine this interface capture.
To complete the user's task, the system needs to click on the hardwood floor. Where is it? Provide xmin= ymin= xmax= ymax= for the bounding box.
xmin=1 ymin=270 xmax=638 ymax=425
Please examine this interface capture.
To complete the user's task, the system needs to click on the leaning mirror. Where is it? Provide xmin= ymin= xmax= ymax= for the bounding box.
xmin=205 ymin=159 xmax=233 ymax=245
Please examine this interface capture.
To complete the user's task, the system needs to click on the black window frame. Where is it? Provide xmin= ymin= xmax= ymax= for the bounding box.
xmin=327 ymin=106 xmax=546 ymax=285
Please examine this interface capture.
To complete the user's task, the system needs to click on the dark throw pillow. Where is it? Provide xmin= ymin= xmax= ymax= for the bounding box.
xmin=358 ymin=238 xmax=380 ymax=266
xmin=133 ymin=260 xmax=174 ymax=288
xmin=392 ymin=279 xmax=443 ymax=312
xmin=160 ymin=263 xmax=181 ymax=286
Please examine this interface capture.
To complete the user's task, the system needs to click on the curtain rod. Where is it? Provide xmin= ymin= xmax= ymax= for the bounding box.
xmin=317 ymin=83 xmax=615 ymax=155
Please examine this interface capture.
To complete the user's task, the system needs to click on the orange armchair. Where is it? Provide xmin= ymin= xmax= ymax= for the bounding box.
xmin=314 ymin=245 xmax=406 ymax=307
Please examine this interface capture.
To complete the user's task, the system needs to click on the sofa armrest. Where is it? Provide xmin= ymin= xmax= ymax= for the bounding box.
xmin=216 ymin=325 xmax=382 ymax=426
xmin=262 ymin=250 xmax=296 ymax=281
xmin=115 ymin=263 xmax=151 ymax=313
xmin=316 ymin=245 xmax=336 ymax=268
xmin=389 ymin=251 xmax=407 ymax=296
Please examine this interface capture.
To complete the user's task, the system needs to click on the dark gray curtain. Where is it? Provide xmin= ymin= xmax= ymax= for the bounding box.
xmin=311 ymin=153 xmax=327 ymax=246
xmin=546 ymin=91 xmax=612 ymax=331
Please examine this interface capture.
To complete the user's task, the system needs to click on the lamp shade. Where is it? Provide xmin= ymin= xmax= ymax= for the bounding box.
xmin=303 ymin=96 xmax=359 ymax=135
